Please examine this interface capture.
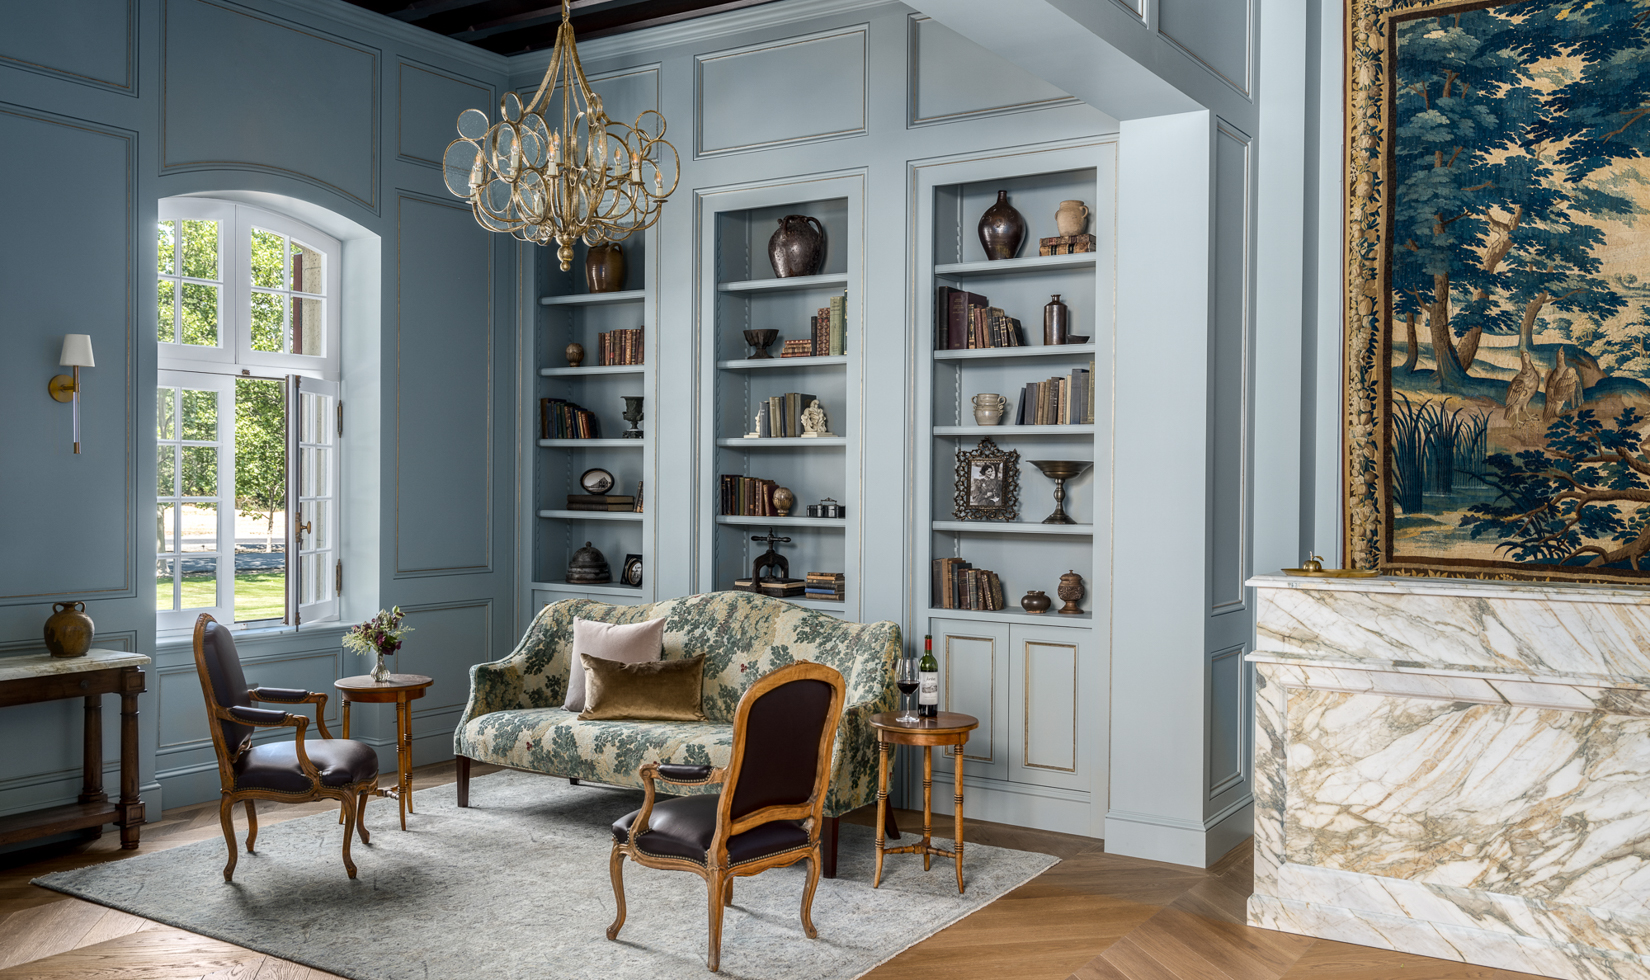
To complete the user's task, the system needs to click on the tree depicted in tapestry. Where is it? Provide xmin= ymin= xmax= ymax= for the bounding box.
xmin=1377 ymin=0 xmax=1650 ymax=577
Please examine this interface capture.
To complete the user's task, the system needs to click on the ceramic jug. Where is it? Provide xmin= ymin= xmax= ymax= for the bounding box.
xmin=584 ymin=242 xmax=625 ymax=293
xmin=44 ymin=600 xmax=93 ymax=658
xmin=972 ymin=392 xmax=1007 ymax=425
xmin=768 ymin=215 xmax=826 ymax=278
xmin=1055 ymin=200 xmax=1090 ymax=237
xmin=978 ymin=190 xmax=1026 ymax=260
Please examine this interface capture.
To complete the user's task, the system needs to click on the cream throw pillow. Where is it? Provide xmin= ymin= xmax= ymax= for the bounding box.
xmin=563 ymin=617 xmax=666 ymax=712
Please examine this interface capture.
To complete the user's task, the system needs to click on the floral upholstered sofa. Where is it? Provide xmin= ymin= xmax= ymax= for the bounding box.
xmin=452 ymin=590 xmax=901 ymax=874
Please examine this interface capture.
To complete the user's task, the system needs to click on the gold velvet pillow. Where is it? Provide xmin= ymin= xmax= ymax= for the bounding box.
xmin=578 ymin=653 xmax=707 ymax=722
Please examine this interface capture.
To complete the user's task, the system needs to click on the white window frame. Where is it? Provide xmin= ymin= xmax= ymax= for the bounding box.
xmin=156 ymin=197 xmax=343 ymax=631
xmin=156 ymin=372 xmax=236 ymax=632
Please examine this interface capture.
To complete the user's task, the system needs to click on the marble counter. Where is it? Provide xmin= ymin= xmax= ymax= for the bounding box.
xmin=0 ymin=648 xmax=150 ymax=683
xmin=1247 ymin=575 xmax=1650 ymax=980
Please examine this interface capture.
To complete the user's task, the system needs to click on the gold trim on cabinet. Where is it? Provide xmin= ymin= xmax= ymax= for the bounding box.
xmin=1021 ymin=639 xmax=1078 ymax=773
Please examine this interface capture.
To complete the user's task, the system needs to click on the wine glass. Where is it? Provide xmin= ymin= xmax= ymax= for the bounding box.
xmin=895 ymin=656 xmax=920 ymax=723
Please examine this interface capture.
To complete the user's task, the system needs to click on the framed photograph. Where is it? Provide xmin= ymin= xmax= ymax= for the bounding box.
xmin=954 ymin=438 xmax=1019 ymax=522
xmin=621 ymin=554 xmax=643 ymax=588
xmin=1343 ymin=0 xmax=1650 ymax=583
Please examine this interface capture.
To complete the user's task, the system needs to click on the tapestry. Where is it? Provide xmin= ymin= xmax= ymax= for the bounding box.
xmin=1348 ymin=0 xmax=1650 ymax=580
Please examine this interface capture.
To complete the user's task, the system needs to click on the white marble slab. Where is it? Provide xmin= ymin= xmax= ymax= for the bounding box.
xmin=0 ymin=648 xmax=151 ymax=683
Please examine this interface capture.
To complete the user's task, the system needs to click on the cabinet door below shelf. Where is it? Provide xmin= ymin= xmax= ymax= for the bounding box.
xmin=930 ymin=618 xmax=1009 ymax=782
xmin=1007 ymin=623 xmax=1089 ymax=792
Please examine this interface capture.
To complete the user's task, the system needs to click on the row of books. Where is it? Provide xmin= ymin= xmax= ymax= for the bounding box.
xmin=1014 ymin=364 xmax=1094 ymax=426
xmin=597 ymin=327 xmax=643 ymax=366
xmin=566 ymin=492 xmax=639 ymax=513
xmin=719 ymin=475 xmax=784 ymax=516
xmin=540 ymin=398 xmax=601 ymax=440
xmin=935 ymin=287 xmax=1025 ymax=351
xmin=805 ymin=572 xmax=844 ymax=602
xmin=930 ymin=558 xmax=1006 ymax=610
xmin=795 ymin=297 xmax=847 ymax=357
xmin=749 ymin=392 xmax=816 ymax=439
xmin=1038 ymin=233 xmax=1097 ymax=256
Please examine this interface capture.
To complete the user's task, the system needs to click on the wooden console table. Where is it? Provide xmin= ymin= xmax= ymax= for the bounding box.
xmin=0 ymin=649 xmax=148 ymax=849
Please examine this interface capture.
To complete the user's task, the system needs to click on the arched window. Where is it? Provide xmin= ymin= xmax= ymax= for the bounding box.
xmin=156 ymin=199 xmax=341 ymax=630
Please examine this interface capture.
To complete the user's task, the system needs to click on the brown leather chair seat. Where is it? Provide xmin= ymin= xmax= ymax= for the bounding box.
xmin=613 ymin=796 xmax=809 ymax=867
xmin=235 ymin=740 xmax=380 ymax=793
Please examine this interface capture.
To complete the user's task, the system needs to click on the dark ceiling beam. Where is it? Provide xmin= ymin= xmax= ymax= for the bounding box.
xmin=473 ymin=0 xmax=778 ymax=52
xmin=342 ymin=0 xmax=780 ymax=53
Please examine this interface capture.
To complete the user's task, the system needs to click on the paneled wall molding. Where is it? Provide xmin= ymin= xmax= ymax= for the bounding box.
xmin=0 ymin=0 xmax=137 ymax=95
xmin=0 ymin=631 xmax=136 ymax=659
xmin=1208 ymin=119 xmax=1253 ymax=616
xmin=161 ymin=0 xmax=381 ymax=212
xmin=905 ymin=14 xmax=1080 ymax=129
xmin=397 ymin=59 xmax=495 ymax=170
xmin=1206 ymin=643 xmax=1246 ymax=796
xmin=1157 ymin=0 xmax=1254 ymax=99
xmin=694 ymin=25 xmax=868 ymax=158
xmin=394 ymin=598 xmax=493 ymax=716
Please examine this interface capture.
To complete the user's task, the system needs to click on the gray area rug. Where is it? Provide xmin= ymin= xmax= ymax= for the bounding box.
xmin=35 ymin=770 xmax=1058 ymax=980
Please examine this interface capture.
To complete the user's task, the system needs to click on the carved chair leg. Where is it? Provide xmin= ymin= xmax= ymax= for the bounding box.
xmin=800 ymin=846 xmax=822 ymax=940
xmin=456 ymin=754 xmax=470 ymax=808
xmin=339 ymin=795 xmax=359 ymax=879
xmin=606 ymin=844 xmax=628 ymax=940
xmin=218 ymin=796 xmax=238 ymax=882
xmin=356 ymin=789 xmax=371 ymax=846
xmin=723 ymin=876 xmax=733 ymax=907
xmin=707 ymin=869 xmax=726 ymax=973
xmin=243 ymin=800 xmax=258 ymax=852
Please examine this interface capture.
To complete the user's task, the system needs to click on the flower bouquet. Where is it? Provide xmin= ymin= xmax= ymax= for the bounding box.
xmin=344 ymin=607 xmax=413 ymax=682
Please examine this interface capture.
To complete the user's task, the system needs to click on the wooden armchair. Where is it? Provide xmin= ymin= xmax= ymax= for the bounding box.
xmin=192 ymin=614 xmax=380 ymax=881
xmin=607 ymin=661 xmax=846 ymax=972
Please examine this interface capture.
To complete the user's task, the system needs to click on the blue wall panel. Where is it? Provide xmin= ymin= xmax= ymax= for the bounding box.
xmin=398 ymin=61 xmax=492 ymax=168
xmin=0 ymin=0 xmax=135 ymax=93
xmin=695 ymin=26 xmax=866 ymax=156
xmin=907 ymin=14 xmax=1076 ymax=127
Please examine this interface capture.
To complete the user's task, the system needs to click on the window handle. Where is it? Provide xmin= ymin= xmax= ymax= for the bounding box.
xmin=296 ymin=511 xmax=312 ymax=539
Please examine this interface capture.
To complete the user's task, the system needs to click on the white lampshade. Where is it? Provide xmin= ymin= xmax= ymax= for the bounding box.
xmin=59 ymin=334 xmax=94 ymax=368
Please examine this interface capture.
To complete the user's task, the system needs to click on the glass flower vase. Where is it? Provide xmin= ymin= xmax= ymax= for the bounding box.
xmin=371 ymin=651 xmax=390 ymax=682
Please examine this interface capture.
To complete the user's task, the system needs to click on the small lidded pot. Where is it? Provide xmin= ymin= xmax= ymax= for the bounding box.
xmin=1020 ymin=590 xmax=1052 ymax=615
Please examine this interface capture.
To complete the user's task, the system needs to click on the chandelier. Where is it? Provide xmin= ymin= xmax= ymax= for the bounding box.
xmin=442 ymin=0 xmax=679 ymax=271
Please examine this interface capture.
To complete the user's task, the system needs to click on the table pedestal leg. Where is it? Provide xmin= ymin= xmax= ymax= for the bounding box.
xmin=339 ymin=697 xmax=352 ymax=825
xmin=397 ymin=696 xmax=412 ymax=829
xmin=922 ymin=746 xmax=933 ymax=872
xmin=118 ymin=683 xmax=143 ymax=849
xmin=873 ymin=739 xmax=890 ymax=888
xmin=954 ymin=750 xmax=966 ymax=894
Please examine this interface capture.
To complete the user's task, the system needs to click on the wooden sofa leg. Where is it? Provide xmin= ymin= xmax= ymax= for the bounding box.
xmin=456 ymin=754 xmax=470 ymax=808
xmin=569 ymin=777 xmax=580 ymax=786
xmin=822 ymin=816 xmax=839 ymax=879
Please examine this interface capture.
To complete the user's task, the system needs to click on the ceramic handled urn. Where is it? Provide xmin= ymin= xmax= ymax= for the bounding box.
xmin=768 ymin=215 xmax=826 ymax=278
xmin=44 ymin=600 xmax=94 ymax=658
xmin=972 ymin=392 xmax=1007 ymax=425
xmin=1055 ymin=200 xmax=1090 ymax=237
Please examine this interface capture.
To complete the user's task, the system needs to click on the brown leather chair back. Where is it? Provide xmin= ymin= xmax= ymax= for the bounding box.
xmin=726 ymin=671 xmax=839 ymax=820
xmin=198 ymin=619 xmax=255 ymax=752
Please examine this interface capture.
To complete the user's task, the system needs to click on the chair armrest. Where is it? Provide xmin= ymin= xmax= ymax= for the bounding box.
xmin=227 ymin=705 xmax=293 ymax=726
xmin=248 ymin=687 xmax=332 ymax=739
xmin=217 ymin=706 xmax=321 ymax=783
xmin=656 ymin=763 xmax=720 ymax=785
xmin=630 ymin=762 xmax=726 ymax=842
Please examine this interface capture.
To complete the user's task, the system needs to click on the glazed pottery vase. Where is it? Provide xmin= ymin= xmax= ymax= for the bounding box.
xmin=1020 ymin=590 xmax=1051 ymax=615
xmin=972 ymin=392 xmax=1007 ymax=425
xmin=565 ymin=343 xmax=585 ymax=367
xmin=768 ymin=215 xmax=826 ymax=278
xmin=584 ymin=243 xmax=625 ymax=293
xmin=1055 ymin=200 xmax=1090 ymax=236
xmin=773 ymin=486 xmax=796 ymax=517
xmin=1057 ymin=570 xmax=1085 ymax=614
xmin=978 ymin=190 xmax=1026 ymax=260
xmin=1044 ymin=294 xmax=1070 ymax=346
xmin=43 ymin=601 xmax=93 ymax=658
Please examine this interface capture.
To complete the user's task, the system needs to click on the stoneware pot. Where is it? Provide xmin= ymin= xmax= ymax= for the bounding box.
xmin=972 ymin=392 xmax=1007 ymax=425
xmin=1020 ymin=590 xmax=1052 ymax=615
xmin=1055 ymin=200 xmax=1090 ymax=237
xmin=44 ymin=600 xmax=94 ymax=658
xmin=978 ymin=190 xmax=1026 ymax=260
xmin=768 ymin=215 xmax=826 ymax=278
xmin=773 ymin=486 xmax=796 ymax=517
xmin=565 ymin=342 xmax=585 ymax=367
xmin=1057 ymin=570 xmax=1085 ymax=615
xmin=1044 ymin=294 xmax=1070 ymax=346
xmin=584 ymin=242 xmax=625 ymax=293
xmin=568 ymin=542 xmax=612 ymax=584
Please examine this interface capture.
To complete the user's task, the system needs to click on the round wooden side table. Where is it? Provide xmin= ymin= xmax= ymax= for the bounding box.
xmin=870 ymin=711 xmax=980 ymax=894
xmin=335 ymin=673 xmax=433 ymax=831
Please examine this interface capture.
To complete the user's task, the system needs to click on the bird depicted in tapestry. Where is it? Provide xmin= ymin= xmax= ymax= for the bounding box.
xmin=1544 ymin=348 xmax=1581 ymax=420
xmin=1503 ymin=351 xmax=1541 ymax=424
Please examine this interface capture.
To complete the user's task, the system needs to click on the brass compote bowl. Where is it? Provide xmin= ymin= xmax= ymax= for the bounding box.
xmin=1029 ymin=460 xmax=1093 ymax=524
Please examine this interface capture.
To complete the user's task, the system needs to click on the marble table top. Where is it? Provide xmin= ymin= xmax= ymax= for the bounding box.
xmin=1248 ymin=572 xmax=1650 ymax=604
xmin=0 ymin=649 xmax=151 ymax=683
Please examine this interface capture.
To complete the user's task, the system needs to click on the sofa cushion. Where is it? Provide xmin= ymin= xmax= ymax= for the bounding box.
xmin=579 ymin=653 xmax=706 ymax=722
xmin=456 ymin=707 xmax=733 ymax=790
xmin=563 ymin=616 xmax=665 ymax=712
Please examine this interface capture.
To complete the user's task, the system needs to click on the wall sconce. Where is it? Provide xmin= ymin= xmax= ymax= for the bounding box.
xmin=48 ymin=334 xmax=94 ymax=454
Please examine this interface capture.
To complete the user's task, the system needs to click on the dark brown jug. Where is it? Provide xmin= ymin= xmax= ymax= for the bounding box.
xmin=584 ymin=242 xmax=625 ymax=293
xmin=44 ymin=600 xmax=94 ymax=658
xmin=978 ymin=189 xmax=1026 ymax=260
xmin=768 ymin=215 xmax=826 ymax=278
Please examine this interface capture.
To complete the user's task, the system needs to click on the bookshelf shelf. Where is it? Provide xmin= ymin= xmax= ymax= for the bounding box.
xmin=925 ymin=606 xmax=1092 ymax=624
xmin=715 ymin=437 xmax=847 ymax=448
xmin=932 ymin=520 xmax=1095 ymax=536
xmin=537 ymin=510 xmax=644 ymax=522
xmin=539 ymin=365 xmax=645 ymax=378
xmin=537 ymin=439 xmax=644 ymax=448
xmin=717 ymin=272 xmax=848 ymax=294
xmin=934 ymin=252 xmax=1096 ymax=278
xmin=934 ymin=343 xmax=1095 ymax=362
xmin=534 ymin=580 xmax=645 ymax=597
xmin=716 ymin=515 xmax=846 ymax=528
xmin=717 ymin=355 xmax=848 ymax=371
xmin=539 ymin=289 xmax=647 ymax=307
xmin=934 ymin=425 xmax=1095 ymax=437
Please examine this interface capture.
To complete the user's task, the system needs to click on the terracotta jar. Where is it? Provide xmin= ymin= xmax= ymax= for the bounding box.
xmin=584 ymin=242 xmax=625 ymax=293
xmin=1020 ymin=590 xmax=1052 ymax=615
xmin=44 ymin=601 xmax=94 ymax=658
xmin=1055 ymin=200 xmax=1090 ymax=237
xmin=768 ymin=215 xmax=826 ymax=278
xmin=978 ymin=190 xmax=1025 ymax=260
xmin=1057 ymin=570 xmax=1085 ymax=615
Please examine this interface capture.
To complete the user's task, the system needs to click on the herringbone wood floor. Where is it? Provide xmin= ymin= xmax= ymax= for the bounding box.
xmin=0 ymin=762 xmax=1548 ymax=980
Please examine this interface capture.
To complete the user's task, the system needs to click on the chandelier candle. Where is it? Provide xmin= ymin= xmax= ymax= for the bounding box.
xmin=440 ymin=0 xmax=679 ymax=271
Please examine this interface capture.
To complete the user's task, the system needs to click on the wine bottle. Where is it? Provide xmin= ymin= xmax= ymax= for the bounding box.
xmin=918 ymin=634 xmax=939 ymax=718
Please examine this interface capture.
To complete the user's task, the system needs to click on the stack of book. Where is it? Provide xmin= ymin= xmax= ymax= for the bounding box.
xmin=719 ymin=475 xmax=782 ymax=516
xmin=1038 ymin=234 xmax=1097 ymax=256
xmin=931 ymin=557 xmax=1005 ymax=610
xmin=811 ymin=296 xmax=845 ymax=356
xmin=733 ymin=576 xmax=806 ymax=598
xmin=749 ymin=392 xmax=817 ymax=438
xmin=566 ymin=493 xmax=635 ymax=512
xmin=597 ymin=327 xmax=643 ymax=366
xmin=934 ymin=286 xmax=1024 ymax=350
xmin=779 ymin=338 xmax=814 ymax=357
xmin=1013 ymin=364 xmax=1094 ymax=425
xmin=805 ymin=572 xmax=845 ymax=602
xmin=540 ymin=398 xmax=601 ymax=439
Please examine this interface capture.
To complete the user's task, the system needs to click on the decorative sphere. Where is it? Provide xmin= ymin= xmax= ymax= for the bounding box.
xmin=773 ymin=486 xmax=796 ymax=517
xmin=565 ymin=343 xmax=585 ymax=367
